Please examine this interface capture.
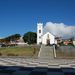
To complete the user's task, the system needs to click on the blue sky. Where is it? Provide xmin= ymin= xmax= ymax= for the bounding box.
xmin=0 ymin=0 xmax=75 ymax=38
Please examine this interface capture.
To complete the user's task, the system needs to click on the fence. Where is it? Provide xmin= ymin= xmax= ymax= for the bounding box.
xmin=55 ymin=46 xmax=75 ymax=58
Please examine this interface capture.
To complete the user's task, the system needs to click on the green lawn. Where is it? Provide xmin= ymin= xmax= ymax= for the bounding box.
xmin=0 ymin=46 xmax=40 ymax=57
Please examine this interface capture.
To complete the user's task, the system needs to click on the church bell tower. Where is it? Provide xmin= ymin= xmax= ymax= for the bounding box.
xmin=37 ymin=23 xmax=43 ymax=44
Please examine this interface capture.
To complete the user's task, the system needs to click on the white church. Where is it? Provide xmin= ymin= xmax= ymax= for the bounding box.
xmin=37 ymin=23 xmax=57 ymax=45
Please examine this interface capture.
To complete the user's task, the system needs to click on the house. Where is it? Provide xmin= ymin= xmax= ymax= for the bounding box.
xmin=73 ymin=38 xmax=75 ymax=46
xmin=55 ymin=37 xmax=62 ymax=44
xmin=61 ymin=38 xmax=73 ymax=45
xmin=37 ymin=23 xmax=57 ymax=45
xmin=16 ymin=37 xmax=28 ymax=46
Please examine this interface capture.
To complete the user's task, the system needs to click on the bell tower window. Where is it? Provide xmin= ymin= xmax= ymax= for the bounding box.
xmin=39 ymin=30 xmax=41 ymax=33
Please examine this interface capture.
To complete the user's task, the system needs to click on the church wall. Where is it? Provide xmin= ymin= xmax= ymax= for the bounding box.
xmin=42 ymin=32 xmax=55 ymax=45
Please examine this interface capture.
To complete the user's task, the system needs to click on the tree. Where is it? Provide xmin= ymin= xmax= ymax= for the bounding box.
xmin=12 ymin=34 xmax=21 ymax=40
xmin=23 ymin=32 xmax=37 ymax=44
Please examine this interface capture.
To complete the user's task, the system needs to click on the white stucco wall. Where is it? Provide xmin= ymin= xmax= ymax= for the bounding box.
xmin=73 ymin=40 xmax=75 ymax=46
xmin=42 ymin=32 xmax=55 ymax=45
xmin=55 ymin=40 xmax=57 ymax=44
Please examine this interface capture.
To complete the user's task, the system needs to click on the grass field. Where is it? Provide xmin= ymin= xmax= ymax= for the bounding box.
xmin=0 ymin=46 xmax=40 ymax=57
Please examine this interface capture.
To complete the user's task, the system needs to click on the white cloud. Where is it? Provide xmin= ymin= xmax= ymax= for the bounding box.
xmin=44 ymin=22 xmax=75 ymax=38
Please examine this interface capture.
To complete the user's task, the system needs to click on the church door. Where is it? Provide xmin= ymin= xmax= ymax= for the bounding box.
xmin=47 ymin=39 xmax=50 ymax=45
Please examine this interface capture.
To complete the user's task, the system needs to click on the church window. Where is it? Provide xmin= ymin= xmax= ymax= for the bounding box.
xmin=39 ymin=36 xmax=41 ymax=38
xmin=47 ymin=34 xmax=49 ymax=39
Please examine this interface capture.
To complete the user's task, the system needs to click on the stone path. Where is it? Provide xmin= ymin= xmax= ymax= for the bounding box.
xmin=38 ymin=45 xmax=54 ymax=59
xmin=0 ymin=57 xmax=75 ymax=68
xmin=0 ymin=57 xmax=75 ymax=75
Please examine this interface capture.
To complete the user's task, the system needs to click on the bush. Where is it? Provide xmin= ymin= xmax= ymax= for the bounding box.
xmin=7 ymin=53 xmax=18 ymax=56
xmin=0 ymin=52 xmax=2 ymax=56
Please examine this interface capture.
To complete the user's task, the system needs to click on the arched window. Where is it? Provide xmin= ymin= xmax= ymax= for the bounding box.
xmin=39 ymin=30 xmax=41 ymax=33
xmin=47 ymin=34 xmax=49 ymax=39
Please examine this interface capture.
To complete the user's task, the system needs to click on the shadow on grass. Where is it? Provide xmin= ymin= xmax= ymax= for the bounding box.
xmin=0 ymin=65 xmax=75 ymax=75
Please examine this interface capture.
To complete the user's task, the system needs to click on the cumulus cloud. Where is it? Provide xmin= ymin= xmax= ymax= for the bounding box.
xmin=43 ymin=22 xmax=75 ymax=38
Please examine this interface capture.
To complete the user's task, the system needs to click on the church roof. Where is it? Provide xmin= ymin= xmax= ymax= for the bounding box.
xmin=43 ymin=32 xmax=55 ymax=37
xmin=42 ymin=32 xmax=55 ymax=37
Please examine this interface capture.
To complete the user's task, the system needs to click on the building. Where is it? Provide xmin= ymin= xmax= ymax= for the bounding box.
xmin=37 ymin=23 xmax=57 ymax=45
xmin=73 ymin=38 xmax=75 ymax=46
xmin=16 ymin=37 xmax=28 ymax=46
